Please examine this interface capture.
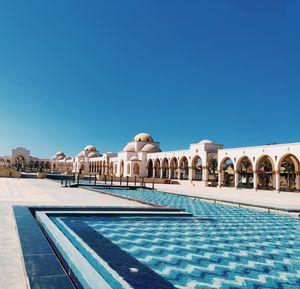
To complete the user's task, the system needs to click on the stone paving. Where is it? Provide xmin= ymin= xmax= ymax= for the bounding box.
xmin=0 ymin=178 xmax=146 ymax=289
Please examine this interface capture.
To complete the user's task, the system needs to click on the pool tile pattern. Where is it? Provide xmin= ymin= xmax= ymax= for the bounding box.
xmin=81 ymin=188 xmax=300 ymax=289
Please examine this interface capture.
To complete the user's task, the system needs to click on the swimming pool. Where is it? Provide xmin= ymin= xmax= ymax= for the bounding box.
xmin=35 ymin=188 xmax=300 ymax=289
xmin=90 ymin=188 xmax=300 ymax=289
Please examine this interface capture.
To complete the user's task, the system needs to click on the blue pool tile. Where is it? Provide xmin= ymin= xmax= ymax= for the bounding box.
xmin=28 ymin=275 xmax=75 ymax=289
xmin=24 ymin=254 xmax=66 ymax=277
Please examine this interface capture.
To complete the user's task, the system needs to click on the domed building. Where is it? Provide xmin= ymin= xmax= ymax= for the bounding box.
xmin=49 ymin=133 xmax=300 ymax=192
xmin=113 ymin=132 xmax=160 ymax=177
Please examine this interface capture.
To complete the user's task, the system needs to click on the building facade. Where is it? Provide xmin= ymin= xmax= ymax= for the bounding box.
xmin=50 ymin=132 xmax=300 ymax=192
xmin=0 ymin=147 xmax=50 ymax=172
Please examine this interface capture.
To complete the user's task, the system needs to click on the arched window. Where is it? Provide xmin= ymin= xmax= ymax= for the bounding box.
xmin=162 ymin=158 xmax=169 ymax=178
xmin=208 ymin=155 xmax=218 ymax=185
xmin=237 ymin=157 xmax=253 ymax=188
xmin=154 ymin=159 xmax=160 ymax=178
xmin=279 ymin=154 xmax=299 ymax=191
xmin=256 ymin=155 xmax=274 ymax=190
xmin=179 ymin=157 xmax=189 ymax=180
xmin=120 ymin=160 xmax=124 ymax=177
xmin=170 ymin=158 xmax=178 ymax=179
xmin=147 ymin=159 xmax=153 ymax=178
xmin=192 ymin=156 xmax=202 ymax=181
xmin=133 ymin=163 xmax=139 ymax=175
xmin=220 ymin=158 xmax=234 ymax=187
xmin=127 ymin=163 xmax=130 ymax=174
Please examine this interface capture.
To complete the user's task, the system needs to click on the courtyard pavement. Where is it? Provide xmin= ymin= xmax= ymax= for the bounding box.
xmin=0 ymin=178 xmax=146 ymax=289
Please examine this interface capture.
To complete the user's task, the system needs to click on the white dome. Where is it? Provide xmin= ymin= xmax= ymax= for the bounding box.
xmin=123 ymin=143 xmax=136 ymax=152
xmin=133 ymin=132 xmax=154 ymax=142
xmin=87 ymin=152 xmax=99 ymax=158
xmin=199 ymin=139 xmax=213 ymax=144
xmin=84 ymin=145 xmax=97 ymax=152
xmin=56 ymin=151 xmax=65 ymax=157
xmin=77 ymin=151 xmax=85 ymax=157
xmin=141 ymin=144 xmax=159 ymax=153
xmin=130 ymin=156 xmax=140 ymax=161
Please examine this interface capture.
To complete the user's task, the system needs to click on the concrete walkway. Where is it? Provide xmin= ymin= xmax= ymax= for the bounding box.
xmin=154 ymin=182 xmax=300 ymax=211
xmin=0 ymin=178 xmax=146 ymax=289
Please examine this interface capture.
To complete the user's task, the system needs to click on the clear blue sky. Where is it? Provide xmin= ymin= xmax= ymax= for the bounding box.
xmin=0 ymin=1 xmax=299 ymax=158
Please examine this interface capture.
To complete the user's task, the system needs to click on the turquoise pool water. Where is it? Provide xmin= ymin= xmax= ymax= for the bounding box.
xmin=95 ymin=188 xmax=300 ymax=288
xmin=51 ymin=188 xmax=300 ymax=289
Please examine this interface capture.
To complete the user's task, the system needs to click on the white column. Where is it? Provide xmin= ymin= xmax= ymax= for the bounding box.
xmin=203 ymin=166 xmax=209 ymax=186
xmin=188 ymin=167 xmax=193 ymax=181
xmin=296 ymin=172 xmax=300 ymax=191
xmin=168 ymin=167 xmax=172 ymax=179
xmin=178 ymin=168 xmax=181 ymax=180
xmin=234 ymin=171 xmax=239 ymax=189
xmin=253 ymin=171 xmax=258 ymax=190
xmin=218 ymin=170 xmax=222 ymax=187
xmin=160 ymin=167 xmax=163 ymax=178
xmin=275 ymin=171 xmax=280 ymax=192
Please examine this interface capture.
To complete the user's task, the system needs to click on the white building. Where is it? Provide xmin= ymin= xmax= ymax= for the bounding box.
xmin=0 ymin=147 xmax=50 ymax=172
xmin=51 ymin=133 xmax=300 ymax=192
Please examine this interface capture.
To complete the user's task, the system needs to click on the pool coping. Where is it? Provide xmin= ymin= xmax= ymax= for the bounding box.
xmin=13 ymin=206 xmax=192 ymax=289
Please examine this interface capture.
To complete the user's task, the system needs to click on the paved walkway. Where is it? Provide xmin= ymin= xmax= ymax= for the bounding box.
xmin=154 ymin=182 xmax=300 ymax=211
xmin=0 ymin=178 xmax=146 ymax=289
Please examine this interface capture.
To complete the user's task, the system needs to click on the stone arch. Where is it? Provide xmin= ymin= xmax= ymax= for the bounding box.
xmin=102 ymin=161 xmax=106 ymax=175
xmin=79 ymin=164 xmax=85 ymax=174
xmin=133 ymin=163 xmax=140 ymax=175
xmin=154 ymin=159 xmax=161 ymax=178
xmin=256 ymin=155 xmax=275 ymax=190
xmin=45 ymin=162 xmax=51 ymax=172
xmin=208 ymin=154 xmax=218 ymax=185
xmin=120 ymin=160 xmax=124 ymax=177
xmin=192 ymin=155 xmax=202 ymax=181
xmin=147 ymin=159 xmax=153 ymax=178
xmin=34 ymin=160 xmax=40 ymax=171
xmin=170 ymin=157 xmax=178 ymax=179
xmin=237 ymin=156 xmax=254 ymax=188
xmin=219 ymin=157 xmax=235 ymax=187
xmin=179 ymin=156 xmax=189 ymax=180
xmin=161 ymin=158 xmax=169 ymax=178
xmin=127 ymin=163 xmax=130 ymax=175
xmin=278 ymin=154 xmax=300 ymax=191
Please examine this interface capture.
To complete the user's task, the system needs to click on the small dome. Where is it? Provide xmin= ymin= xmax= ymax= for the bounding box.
xmin=141 ymin=144 xmax=159 ymax=153
xmin=87 ymin=152 xmax=99 ymax=158
xmin=123 ymin=143 xmax=136 ymax=152
xmin=133 ymin=132 xmax=154 ymax=142
xmin=57 ymin=155 xmax=65 ymax=160
xmin=56 ymin=151 xmax=65 ymax=157
xmin=199 ymin=139 xmax=213 ymax=144
xmin=77 ymin=151 xmax=85 ymax=157
xmin=84 ymin=145 xmax=97 ymax=152
xmin=130 ymin=156 xmax=140 ymax=161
